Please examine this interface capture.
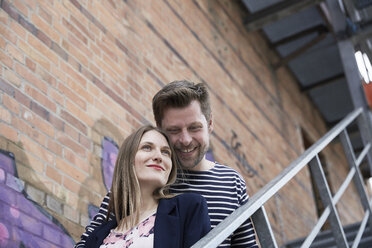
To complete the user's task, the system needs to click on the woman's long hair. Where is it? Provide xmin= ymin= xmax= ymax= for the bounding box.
xmin=106 ymin=125 xmax=178 ymax=230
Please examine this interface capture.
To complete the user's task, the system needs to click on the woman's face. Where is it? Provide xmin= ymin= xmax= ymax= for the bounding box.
xmin=134 ymin=130 xmax=173 ymax=189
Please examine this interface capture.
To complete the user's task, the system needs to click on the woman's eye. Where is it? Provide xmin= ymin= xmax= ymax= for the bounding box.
xmin=141 ymin=145 xmax=151 ymax=151
xmin=161 ymin=149 xmax=171 ymax=156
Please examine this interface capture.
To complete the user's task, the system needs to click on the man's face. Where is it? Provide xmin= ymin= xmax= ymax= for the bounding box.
xmin=160 ymin=100 xmax=212 ymax=170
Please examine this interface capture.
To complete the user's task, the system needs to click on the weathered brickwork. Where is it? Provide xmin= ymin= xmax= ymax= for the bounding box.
xmin=0 ymin=0 xmax=364 ymax=245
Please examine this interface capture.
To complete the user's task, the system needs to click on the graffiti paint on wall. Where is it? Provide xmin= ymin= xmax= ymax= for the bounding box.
xmin=88 ymin=137 xmax=119 ymax=219
xmin=230 ymin=130 xmax=257 ymax=177
xmin=0 ymin=149 xmax=74 ymax=247
xmin=101 ymin=137 xmax=118 ymax=192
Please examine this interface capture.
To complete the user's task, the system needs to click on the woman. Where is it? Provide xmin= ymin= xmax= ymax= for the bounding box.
xmin=85 ymin=125 xmax=210 ymax=248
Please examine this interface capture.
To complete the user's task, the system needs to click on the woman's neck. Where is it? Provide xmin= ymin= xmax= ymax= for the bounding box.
xmin=139 ymin=187 xmax=159 ymax=216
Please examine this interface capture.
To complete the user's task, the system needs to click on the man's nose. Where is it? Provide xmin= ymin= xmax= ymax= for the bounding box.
xmin=179 ymin=130 xmax=192 ymax=145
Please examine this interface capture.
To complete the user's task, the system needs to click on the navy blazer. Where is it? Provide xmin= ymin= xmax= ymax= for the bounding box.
xmin=85 ymin=193 xmax=211 ymax=248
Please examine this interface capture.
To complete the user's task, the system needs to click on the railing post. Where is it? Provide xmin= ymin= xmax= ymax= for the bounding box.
xmin=309 ymin=155 xmax=349 ymax=248
xmin=357 ymin=110 xmax=372 ymax=176
xmin=251 ymin=206 xmax=278 ymax=248
xmin=339 ymin=129 xmax=372 ymax=237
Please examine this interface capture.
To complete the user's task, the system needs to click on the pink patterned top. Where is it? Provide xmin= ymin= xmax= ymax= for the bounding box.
xmin=99 ymin=213 xmax=156 ymax=248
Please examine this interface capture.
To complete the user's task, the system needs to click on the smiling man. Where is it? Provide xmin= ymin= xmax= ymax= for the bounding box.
xmin=75 ymin=80 xmax=258 ymax=248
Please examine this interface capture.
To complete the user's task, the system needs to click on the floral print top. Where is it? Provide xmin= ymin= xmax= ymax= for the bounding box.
xmin=100 ymin=213 xmax=156 ymax=248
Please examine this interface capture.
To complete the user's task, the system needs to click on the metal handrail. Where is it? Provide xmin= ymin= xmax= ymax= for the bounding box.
xmin=192 ymin=107 xmax=372 ymax=248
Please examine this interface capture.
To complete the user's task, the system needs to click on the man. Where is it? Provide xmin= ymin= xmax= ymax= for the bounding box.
xmin=75 ymin=80 xmax=258 ymax=247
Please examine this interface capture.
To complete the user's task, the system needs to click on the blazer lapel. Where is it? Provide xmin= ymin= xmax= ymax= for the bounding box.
xmin=154 ymin=198 xmax=180 ymax=248
xmin=85 ymin=219 xmax=117 ymax=248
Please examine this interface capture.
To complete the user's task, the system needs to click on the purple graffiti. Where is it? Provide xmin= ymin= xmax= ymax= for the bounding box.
xmin=206 ymin=147 xmax=215 ymax=162
xmin=101 ymin=137 xmax=118 ymax=191
xmin=87 ymin=137 xmax=119 ymax=221
xmin=0 ymin=149 xmax=74 ymax=247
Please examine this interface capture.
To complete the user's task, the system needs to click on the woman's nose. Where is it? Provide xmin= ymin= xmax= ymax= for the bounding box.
xmin=152 ymin=149 xmax=163 ymax=162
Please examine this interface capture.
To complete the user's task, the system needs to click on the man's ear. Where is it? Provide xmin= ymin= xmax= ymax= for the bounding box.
xmin=208 ymin=114 xmax=213 ymax=133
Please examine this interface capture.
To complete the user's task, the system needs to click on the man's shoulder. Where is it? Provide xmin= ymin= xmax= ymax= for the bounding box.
xmin=212 ymin=163 xmax=245 ymax=180
xmin=169 ymin=193 xmax=205 ymax=203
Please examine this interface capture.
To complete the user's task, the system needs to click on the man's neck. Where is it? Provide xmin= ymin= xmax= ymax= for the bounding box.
xmin=186 ymin=158 xmax=215 ymax=171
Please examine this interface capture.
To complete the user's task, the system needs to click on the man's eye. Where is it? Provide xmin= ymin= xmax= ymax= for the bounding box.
xmin=190 ymin=126 xmax=202 ymax=131
xmin=167 ymin=129 xmax=179 ymax=134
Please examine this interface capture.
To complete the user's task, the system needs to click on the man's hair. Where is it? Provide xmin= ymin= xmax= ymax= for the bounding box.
xmin=107 ymin=125 xmax=178 ymax=230
xmin=152 ymin=80 xmax=211 ymax=127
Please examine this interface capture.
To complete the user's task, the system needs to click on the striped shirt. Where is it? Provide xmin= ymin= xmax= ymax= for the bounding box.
xmin=75 ymin=163 xmax=258 ymax=247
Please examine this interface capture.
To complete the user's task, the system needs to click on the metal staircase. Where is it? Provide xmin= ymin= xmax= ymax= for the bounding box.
xmin=192 ymin=107 xmax=372 ymax=248
xmin=284 ymin=222 xmax=372 ymax=248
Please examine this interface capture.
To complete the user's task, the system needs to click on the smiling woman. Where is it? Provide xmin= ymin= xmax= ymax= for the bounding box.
xmin=134 ymin=130 xmax=173 ymax=194
xmin=84 ymin=125 xmax=211 ymax=248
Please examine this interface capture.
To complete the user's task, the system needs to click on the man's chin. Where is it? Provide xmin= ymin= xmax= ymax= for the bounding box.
xmin=179 ymin=160 xmax=198 ymax=170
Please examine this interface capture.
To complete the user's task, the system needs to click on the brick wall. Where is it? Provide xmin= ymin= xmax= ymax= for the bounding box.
xmin=0 ymin=0 xmax=363 ymax=246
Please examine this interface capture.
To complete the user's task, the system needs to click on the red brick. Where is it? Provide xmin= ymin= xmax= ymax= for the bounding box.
xmin=78 ymin=133 xmax=91 ymax=150
xmin=0 ymin=105 xmax=11 ymax=123
xmin=7 ymin=42 xmax=24 ymax=63
xmin=66 ymin=32 xmax=93 ymax=61
xmin=25 ymin=57 xmax=36 ymax=72
xmin=13 ymin=0 xmax=29 ymax=17
xmin=22 ymin=108 xmax=55 ymax=137
xmin=70 ymin=15 xmax=94 ymax=41
xmin=65 ymin=99 xmax=93 ymax=128
xmin=63 ymin=176 xmax=80 ymax=194
xmin=0 ymin=24 xmax=17 ymax=45
xmin=9 ymin=21 xmax=27 ymax=40
xmin=61 ymin=110 xmax=87 ymax=135
xmin=62 ymin=38 xmax=89 ymax=67
xmin=47 ymin=139 xmax=63 ymax=156
xmin=51 ymin=41 xmax=68 ymax=61
xmin=0 ymin=36 xmax=6 ymax=49
xmin=30 ymin=100 xmax=49 ymax=121
xmin=2 ymin=94 xmax=20 ymax=115
xmin=62 ymin=18 xmax=88 ymax=45
xmin=48 ymin=114 xmax=64 ymax=132
xmin=23 ymin=151 xmax=44 ymax=174
xmin=25 ymin=84 xmax=57 ymax=113
xmin=14 ymin=89 xmax=32 ymax=109
xmin=27 ymin=34 xmax=58 ymax=65
xmin=36 ymin=67 xmax=57 ymax=88
xmin=15 ymin=63 xmax=48 ymax=94
xmin=56 ymin=157 xmax=87 ymax=182
xmin=57 ymin=135 xmax=86 ymax=158
xmin=31 ymin=13 xmax=59 ymax=43
xmin=46 ymin=165 xmax=62 ymax=184
xmin=4 ymin=68 xmax=22 ymax=87
xmin=0 ymin=122 xmax=18 ymax=142
xmin=60 ymin=60 xmax=87 ymax=87
xmin=12 ymin=116 xmax=47 ymax=146
xmin=64 ymin=123 xmax=79 ymax=142
xmin=67 ymin=77 xmax=93 ymax=104
xmin=49 ymin=87 xmax=64 ymax=107
xmin=58 ymin=83 xmax=86 ymax=110
xmin=38 ymin=6 xmax=53 ymax=25
xmin=19 ymin=134 xmax=54 ymax=164
xmin=0 ymin=49 xmax=13 ymax=68
xmin=18 ymin=39 xmax=50 ymax=70
xmin=64 ymin=148 xmax=89 ymax=173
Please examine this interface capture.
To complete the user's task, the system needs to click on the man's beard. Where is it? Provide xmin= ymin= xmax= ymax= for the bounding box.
xmin=176 ymin=143 xmax=209 ymax=170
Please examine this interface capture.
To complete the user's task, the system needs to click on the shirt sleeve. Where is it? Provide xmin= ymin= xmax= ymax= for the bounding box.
xmin=74 ymin=192 xmax=111 ymax=248
xmin=231 ymin=176 xmax=259 ymax=248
